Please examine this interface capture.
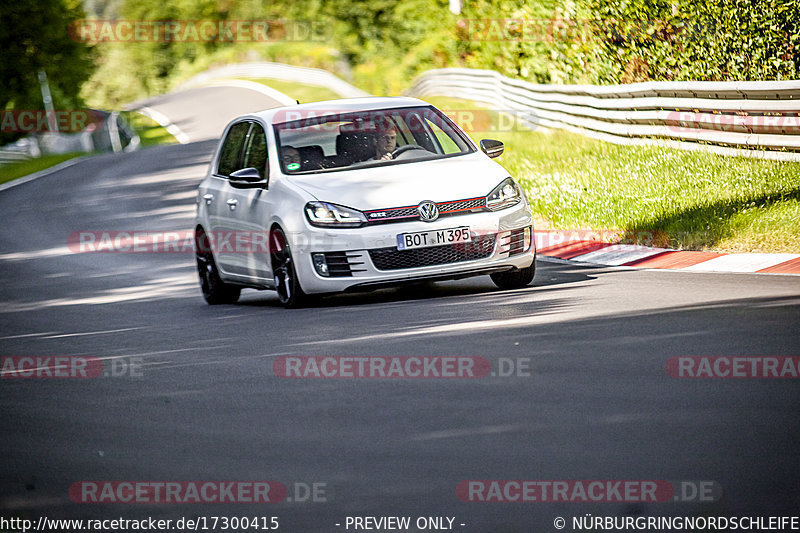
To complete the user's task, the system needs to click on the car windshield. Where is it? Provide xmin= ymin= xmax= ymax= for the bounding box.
xmin=273 ymin=105 xmax=474 ymax=174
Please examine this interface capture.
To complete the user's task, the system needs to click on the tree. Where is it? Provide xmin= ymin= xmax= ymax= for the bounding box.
xmin=0 ymin=0 xmax=94 ymax=144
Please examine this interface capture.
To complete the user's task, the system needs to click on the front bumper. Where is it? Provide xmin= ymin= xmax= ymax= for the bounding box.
xmin=288 ymin=203 xmax=535 ymax=294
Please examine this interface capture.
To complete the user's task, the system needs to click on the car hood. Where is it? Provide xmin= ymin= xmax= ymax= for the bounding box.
xmin=284 ymin=153 xmax=510 ymax=210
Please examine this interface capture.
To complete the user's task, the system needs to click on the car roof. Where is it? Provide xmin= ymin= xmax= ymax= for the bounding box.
xmin=244 ymin=96 xmax=433 ymax=125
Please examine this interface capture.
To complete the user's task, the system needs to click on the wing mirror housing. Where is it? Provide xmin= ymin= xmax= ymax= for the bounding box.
xmin=480 ymin=139 xmax=504 ymax=158
xmin=229 ymin=167 xmax=267 ymax=189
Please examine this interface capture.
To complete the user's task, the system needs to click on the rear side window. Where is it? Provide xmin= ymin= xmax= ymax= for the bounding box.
xmin=243 ymin=123 xmax=268 ymax=178
xmin=217 ymin=122 xmax=251 ymax=176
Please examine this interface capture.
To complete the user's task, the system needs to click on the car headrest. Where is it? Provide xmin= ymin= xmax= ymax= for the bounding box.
xmin=335 ymin=133 xmax=374 ymax=163
xmin=297 ymin=145 xmax=325 ymax=170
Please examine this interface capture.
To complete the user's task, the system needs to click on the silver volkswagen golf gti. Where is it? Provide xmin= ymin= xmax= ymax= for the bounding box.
xmin=195 ymin=97 xmax=535 ymax=307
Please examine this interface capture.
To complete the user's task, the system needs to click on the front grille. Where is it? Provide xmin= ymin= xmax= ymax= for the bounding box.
xmin=322 ymin=252 xmax=366 ymax=277
xmin=368 ymin=234 xmax=496 ymax=271
xmin=438 ymin=197 xmax=486 ymax=213
xmin=365 ymin=207 xmax=418 ymax=222
xmin=364 ymin=196 xmax=487 ymax=225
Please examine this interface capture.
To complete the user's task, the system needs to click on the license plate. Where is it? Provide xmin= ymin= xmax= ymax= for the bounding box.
xmin=397 ymin=226 xmax=471 ymax=250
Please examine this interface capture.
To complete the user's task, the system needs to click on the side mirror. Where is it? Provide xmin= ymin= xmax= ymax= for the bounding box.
xmin=229 ymin=167 xmax=267 ymax=189
xmin=480 ymin=139 xmax=504 ymax=159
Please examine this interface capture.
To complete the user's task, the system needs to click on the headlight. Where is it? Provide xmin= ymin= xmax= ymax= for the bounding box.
xmin=305 ymin=202 xmax=367 ymax=228
xmin=486 ymin=177 xmax=522 ymax=211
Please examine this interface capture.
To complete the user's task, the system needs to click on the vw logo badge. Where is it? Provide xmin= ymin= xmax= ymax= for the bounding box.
xmin=417 ymin=200 xmax=439 ymax=222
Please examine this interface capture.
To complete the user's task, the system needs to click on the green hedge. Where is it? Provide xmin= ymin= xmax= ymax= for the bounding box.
xmin=585 ymin=0 xmax=800 ymax=83
xmin=454 ymin=0 xmax=800 ymax=84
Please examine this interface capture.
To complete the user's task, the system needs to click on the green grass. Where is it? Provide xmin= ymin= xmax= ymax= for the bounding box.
xmin=245 ymin=78 xmax=344 ymax=103
xmin=422 ymin=96 xmax=800 ymax=253
xmin=0 ymin=153 xmax=83 ymax=186
xmin=122 ymin=112 xmax=178 ymax=147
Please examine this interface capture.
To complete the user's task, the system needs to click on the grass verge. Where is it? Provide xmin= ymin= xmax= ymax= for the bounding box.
xmin=422 ymin=96 xmax=800 ymax=254
xmin=0 ymin=153 xmax=83 ymax=187
xmin=122 ymin=112 xmax=178 ymax=147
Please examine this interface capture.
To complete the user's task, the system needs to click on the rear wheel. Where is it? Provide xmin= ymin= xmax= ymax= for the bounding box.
xmin=195 ymin=230 xmax=241 ymax=305
xmin=491 ymin=261 xmax=535 ymax=290
xmin=270 ymin=227 xmax=309 ymax=308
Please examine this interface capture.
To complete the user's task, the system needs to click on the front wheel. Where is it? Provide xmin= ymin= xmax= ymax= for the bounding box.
xmin=270 ymin=228 xmax=309 ymax=308
xmin=491 ymin=261 xmax=535 ymax=290
xmin=196 ymin=230 xmax=241 ymax=305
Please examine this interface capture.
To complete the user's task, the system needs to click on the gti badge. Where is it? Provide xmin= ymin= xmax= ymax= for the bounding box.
xmin=417 ymin=200 xmax=439 ymax=222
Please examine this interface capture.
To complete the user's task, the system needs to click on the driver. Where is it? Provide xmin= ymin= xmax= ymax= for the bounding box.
xmin=369 ymin=119 xmax=397 ymax=161
xmin=281 ymin=146 xmax=302 ymax=171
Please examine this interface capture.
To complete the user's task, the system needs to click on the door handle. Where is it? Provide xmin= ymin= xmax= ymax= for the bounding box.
xmin=203 ymin=194 xmax=214 ymax=205
xmin=227 ymin=199 xmax=238 ymax=211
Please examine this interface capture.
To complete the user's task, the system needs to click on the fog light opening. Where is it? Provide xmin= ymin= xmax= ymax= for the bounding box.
xmin=312 ymin=253 xmax=329 ymax=276
xmin=524 ymin=226 xmax=532 ymax=252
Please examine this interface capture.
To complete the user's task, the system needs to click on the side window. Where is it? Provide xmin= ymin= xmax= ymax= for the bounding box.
xmin=217 ymin=122 xmax=251 ymax=176
xmin=243 ymin=123 xmax=268 ymax=178
xmin=425 ymin=119 xmax=460 ymax=154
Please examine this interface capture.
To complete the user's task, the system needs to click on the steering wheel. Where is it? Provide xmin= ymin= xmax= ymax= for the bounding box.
xmin=391 ymin=144 xmax=425 ymax=158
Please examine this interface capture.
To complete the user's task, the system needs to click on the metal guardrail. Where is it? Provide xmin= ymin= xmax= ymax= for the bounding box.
xmin=178 ymin=61 xmax=371 ymax=99
xmin=406 ymin=68 xmax=800 ymax=162
xmin=0 ymin=112 xmax=139 ymax=166
xmin=0 ymin=150 xmax=33 ymax=164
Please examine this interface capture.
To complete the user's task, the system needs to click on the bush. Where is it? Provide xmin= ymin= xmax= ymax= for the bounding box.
xmin=586 ymin=0 xmax=800 ymax=83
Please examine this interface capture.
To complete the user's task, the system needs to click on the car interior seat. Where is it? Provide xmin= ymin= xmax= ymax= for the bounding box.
xmin=297 ymin=145 xmax=325 ymax=171
xmin=334 ymin=132 xmax=374 ymax=166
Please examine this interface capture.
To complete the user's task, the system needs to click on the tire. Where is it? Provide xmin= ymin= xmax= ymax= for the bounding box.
xmin=491 ymin=260 xmax=536 ymax=290
xmin=195 ymin=230 xmax=241 ymax=305
xmin=270 ymin=227 xmax=309 ymax=308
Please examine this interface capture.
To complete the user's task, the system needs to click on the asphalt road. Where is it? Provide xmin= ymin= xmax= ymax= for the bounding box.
xmin=1 ymin=86 xmax=799 ymax=532
xmin=131 ymin=85 xmax=286 ymax=142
